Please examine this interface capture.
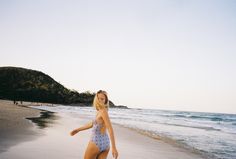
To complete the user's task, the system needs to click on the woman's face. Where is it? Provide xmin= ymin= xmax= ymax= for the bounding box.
xmin=97 ymin=93 xmax=106 ymax=104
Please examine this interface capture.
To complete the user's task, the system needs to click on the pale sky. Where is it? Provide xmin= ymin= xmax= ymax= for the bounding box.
xmin=1 ymin=0 xmax=236 ymax=114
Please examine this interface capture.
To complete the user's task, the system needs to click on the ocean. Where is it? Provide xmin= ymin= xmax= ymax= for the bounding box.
xmin=30 ymin=105 xmax=236 ymax=159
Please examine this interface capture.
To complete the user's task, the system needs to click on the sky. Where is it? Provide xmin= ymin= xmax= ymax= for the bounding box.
xmin=0 ymin=0 xmax=236 ymax=114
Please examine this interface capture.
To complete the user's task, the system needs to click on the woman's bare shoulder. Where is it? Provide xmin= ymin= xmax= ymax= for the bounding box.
xmin=100 ymin=108 xmax=109 ymax=116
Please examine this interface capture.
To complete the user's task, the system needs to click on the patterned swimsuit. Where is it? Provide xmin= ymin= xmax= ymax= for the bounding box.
xmin=91 ymin=118 xmax=110 ymax=152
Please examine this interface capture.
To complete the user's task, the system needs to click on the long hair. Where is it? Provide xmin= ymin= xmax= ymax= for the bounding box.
xmin=93 ymin=90 xmax=109 ymax=111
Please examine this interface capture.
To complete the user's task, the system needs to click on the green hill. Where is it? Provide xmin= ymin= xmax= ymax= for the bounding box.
xmin=0 ymin=66 xmax=118 ymax=107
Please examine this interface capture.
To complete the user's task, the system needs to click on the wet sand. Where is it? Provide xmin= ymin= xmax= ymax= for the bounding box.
xmin=0 ymin=100 xmax=207 ymax=159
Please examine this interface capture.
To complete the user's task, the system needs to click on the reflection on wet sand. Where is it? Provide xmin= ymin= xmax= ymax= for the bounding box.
xmin=26 ymin=111 xmax=60 ymax=129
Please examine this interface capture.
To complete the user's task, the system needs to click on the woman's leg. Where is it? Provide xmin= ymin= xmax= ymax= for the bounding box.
xmin=84 ymin=141 xmax=100 ymax=159
xmin=97 ymin=148 xmax=110 ymax=159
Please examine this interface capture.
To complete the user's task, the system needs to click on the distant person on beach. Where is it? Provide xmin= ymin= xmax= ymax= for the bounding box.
xmin=70 ymin=90 xmax=119 ymax=159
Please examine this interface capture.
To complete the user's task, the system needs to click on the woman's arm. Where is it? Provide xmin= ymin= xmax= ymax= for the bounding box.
xmin=70 ymin=122 xmax=93 ymax=136
xmin=101 ymin=109 xmax=118 ymax=159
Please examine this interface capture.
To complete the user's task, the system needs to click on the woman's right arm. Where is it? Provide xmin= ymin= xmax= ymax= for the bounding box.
xmin=70 ymin=122 xmax=93 ymax=136
xmin=101 ymin=109 xmax=118 ymax=159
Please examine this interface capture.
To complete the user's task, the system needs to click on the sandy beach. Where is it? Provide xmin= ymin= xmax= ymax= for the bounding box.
xmin=0 ymin=100 xmax=43 ymax=153
xmin=0 ymin=100 xmax=207 ymax=159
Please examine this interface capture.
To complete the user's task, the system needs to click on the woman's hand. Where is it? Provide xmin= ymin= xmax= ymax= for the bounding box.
xmin=112 ymin=147 xmax=118 ymax=159
xmin=70 ymin=129 xmax=79 ymax=136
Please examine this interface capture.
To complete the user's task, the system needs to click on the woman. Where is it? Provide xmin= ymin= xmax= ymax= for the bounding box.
xmin=70 ymin=90 xmax=119 ymax=159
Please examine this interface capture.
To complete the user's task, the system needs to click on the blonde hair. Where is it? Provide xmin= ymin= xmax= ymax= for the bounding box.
xmin=93 ymin=90 xmax=109 ymax=110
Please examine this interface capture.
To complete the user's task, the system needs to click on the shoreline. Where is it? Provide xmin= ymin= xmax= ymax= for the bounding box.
xmin=114 ymin=123 xmax=211 ymax=159
xmin=0 ymin=99 xmax=208 ymax=159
